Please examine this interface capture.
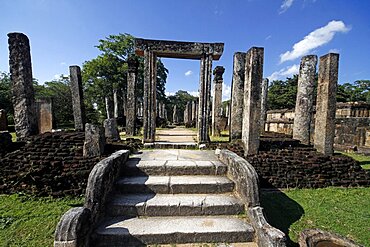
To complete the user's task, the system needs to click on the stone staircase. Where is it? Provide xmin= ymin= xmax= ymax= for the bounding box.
xmin=91 ymin=150 xmax=256 ymax=246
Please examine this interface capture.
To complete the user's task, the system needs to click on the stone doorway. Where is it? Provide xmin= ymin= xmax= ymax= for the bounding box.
xmin=135 ymin=38 xmax=224 ymax=144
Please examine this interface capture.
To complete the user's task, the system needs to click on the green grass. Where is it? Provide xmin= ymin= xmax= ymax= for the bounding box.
xmin=0 ymin=194 xmax=83 ymax=247
xmin=261 ymin=187 xmax=370 ymax=247
xmin=338 ymin=151 xmax=370 ymax=169
xmin=10 ymin=132 xmax=16 ymax=142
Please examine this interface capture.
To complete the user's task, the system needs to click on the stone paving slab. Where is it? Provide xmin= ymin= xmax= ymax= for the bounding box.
xmin=130 ymin=150 xmax=219 ymax=161
xmin=108 ymin=193 xmax=244 ymax=217
xmin=94 ymin=216 xmax=254 ymax=246
xmin=116 ymin=176 xmax=234 ymax=194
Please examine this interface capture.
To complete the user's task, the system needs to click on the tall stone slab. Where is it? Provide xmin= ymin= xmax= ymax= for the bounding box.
xmin=212 ymin=66 xmax=225 ymax=136
xmin=242 ymin=47 xmax=264 ymax=155
xmin=314 ymin=53 xmax=339 ymax=155
xmin=191 ymin=100 xmax=196 ymax=122
xmin=260 ymin=78 xmax=269 ymax=133
xmin=126 ymin=56 xmax=139 ymax=136
xmin=0 ymin=109 xmax=7 ymax=131
xmin=230 ymin=52 xmax=246 ymax=140
xmin=143 ymin=50 xmax=157 ymax=142
xmin=113 ymin=88 xmax=123 ymax=119
xmin=173 ymin=105 xmax=178 ymax=124
xmin=293 ymin=55 xmax=318 ymax=144
xmin=105 ymin=93 xmax=114 ymax=119
xmin=104 ymin=118 xmax=120 ymax=141
xmin=8 ymin=32 xmax=38 ymax=139
xmin=83 ymin=123 xmax=105 ymax=157
xmin=198 ymin=54 xmax=213 ymax=143
xmin=36 ymin=98 xmax=53 ymax=133
xmin=69 ymin=65 xmax=86 ymax=131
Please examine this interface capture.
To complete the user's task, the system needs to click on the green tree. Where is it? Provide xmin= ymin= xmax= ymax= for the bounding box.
xmin=267 ymin=75 xmax=299 ymax=110
xmin=167 ymin=90 xmax=197 ymax=122
xmin=0 ymin=72 xmax=12 ymax=122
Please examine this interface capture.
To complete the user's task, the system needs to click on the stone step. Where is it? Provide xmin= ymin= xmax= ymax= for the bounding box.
xmin=107 ymin=193 xmax=244 ymax=217
xmin=144 ymin=142 xmax=198 ymax=149
xmin=115 ymin=175 xmax=235 ymax=194
xmin=93 ymin=216 xmax=255 ymax=246
xmin=123 ymin=159 xmax=227 ymax=176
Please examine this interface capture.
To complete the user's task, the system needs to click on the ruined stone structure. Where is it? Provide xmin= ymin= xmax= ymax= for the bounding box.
xmin=230 ymin=52 xmax=246 ymax=140
xmin=314 ymin=53 xmax=339 ymax=155
xmin=8 ymin=32 xmax=38 ymax=139
xmin=113 ymin=88 xmax=123 ymax=119
xmin=184 ymin=101 xmax=192 ymax=125
xmin=83 ymin=123 xmax=105 ymax=157
xmin=126 ymin=56 xmax=139 ymax=136
xmin=135 ymin=38 xmax=224 ymax=143
xmin=104 ymin=118 xmax=120 ymax=141
xmin=0 ymin=109 xmax=7 ymax=131
xmin=69 ymin=65 xmax=86 ymax=131
xmin=36 ymin=98 xmax=53 ymax=134
xmin=172 ymin=105 xmax=178 ymax=124
xmin=212 ymin=66 xmax=225 ymax=136
xmin=293 ymin=55 xmax=317 ymax=145
xmin=242 ymin=47 xmax=264 ymax=155
xmin=260 ymin=78 xmax=269 ymax=134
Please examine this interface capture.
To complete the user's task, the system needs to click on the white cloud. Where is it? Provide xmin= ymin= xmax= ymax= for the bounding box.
xmin=328 ymin=48 xmax=340 ymax=53
xmin=60 ymin=62 xmax=66 ymax=66
xmin=280 ymin=20 xmax=350 ymax=63
xmin=165 ymin=91 xmax=175 ymax=97
xmin=189 ymin=91 xmax=199 ymax=97
xmin=268 ymin=64 xmax=299 ymax=81
xmin=265 ymin=35 xmax=272 ymax=41
xmin=279 ymin=0 xmax=294 ymax=14
xmin=185 ymin=70 xmax=193 ymax=76
xmin=222 ymin=83 xmax=231 ymax=101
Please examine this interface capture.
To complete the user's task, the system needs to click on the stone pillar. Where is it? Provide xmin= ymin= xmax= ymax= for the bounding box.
xmin=242 ymin=47 xmax=264 ymax=155
xmin=230 ymin=52 xmax=246 ymax=141
xmin=162 ymin=103 xmax=166 ymax=119
xmin=225 ymin=102 xmax=230 ymax=127
xmin=185 ymin=101 xmax=192 ymax=126
xmin=113 ymin=88 xmax=123 ymax=119
xmin=83 ymin=123 xmax=105 ymax=157
xmin=36 ymin=99 xmax=53 ymax=133
xmin=69 ymin=65 xmax=86 ymax=131
xmin=104 ymin=118 xmax=120 ymax=141
xmin=191 ymin=100 xmax=196 ymax=122
xmin=293 ymin=55 xmax=318 ymax=144
xmin=0 ymin=110 xmax=7 ymax=131
xmin=314 ymin=53 xmax=339 ymax=155
xmin=143 ymin=50 xmax=157 ymax=142
xmin=212 ymin=66 xmax=225 ymax=136
xmin=260 ymin=78 xmax=269 ymax=134
xmin=173 ymin=105 xmax=177 ymax=124
xmin=126 ymin=56 xmax=138 ymax=136
xmin=198 ymin=54 xmax=213 ymax=143
xmin=8 ymin=32 xmax=38 ymax=139
xmin=195 ymin=99 xmax=199 ymax=128
xmin=105 ymin=93 xmax=114 ymax=119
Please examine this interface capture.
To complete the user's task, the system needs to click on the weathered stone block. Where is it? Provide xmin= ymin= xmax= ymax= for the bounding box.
xmin=36 ymin=98 xmax=53 ymax=133
xmin=69 ymin=66 xmax=86 ymax=131
xmin=103 ymin=118 xmax=120 ymax=141
xmin=83 ymin=123 xmax=105 ymax=157
xmin=212 ymin=66 xmax=225 ymax=137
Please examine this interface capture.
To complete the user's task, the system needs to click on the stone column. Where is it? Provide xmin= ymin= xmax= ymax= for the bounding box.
xmin=185 ymin=101 xmax=192 ymax=126
xmin=212 ymin=66 xmax=225 ymax=136
xmin=113 ymin=88 xmax=123 ymax=119
xmin=260 ymin=78 xmax=269 ymax=134
xmin=314 ymin=53 xmax=339 ymax=155
xmin=105 ymin=93 xmax=114 ymax=119
xmin=191 ymin=100 xmax=196 ymax=122
xmin=126 ymin=56 xmax=138 ymax=136
xmin=36 ymin=98 xmax=53 ymax=134
xmin=69 ymin=65 xmax=86 ymax=131
xmin=225 ymin=102 xmax=230 ymax=127
xmin=83 ymin=123 xmax=105 ymax=157
xmin=293 ymin=55 xmax=318 ymax=144
xmin=230 ymin=52 xmax=246 ymax=141
xmin=8 ymin=32 xmax=38 ymax=139
xmin=104 ymin=118 xmax=120 ymax=141
xmin=162 ymin=103 xmax=166 ymax=119
xmin=173 ymin=105 xmax=177 ymax=124
xmin=198 ymin=54 xmax=213 ymax=143
xmin=242 ymin=47 xmax=264 ymax=155
xmin=143 ymin=50 xmax=157 ymax=143
xmin=0 ymin=110 xmax=7 ymax=131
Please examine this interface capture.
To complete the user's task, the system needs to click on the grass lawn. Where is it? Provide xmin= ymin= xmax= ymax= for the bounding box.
xmin=0 ymin=194 xmax=83 ymax=247
xmin=261 ymin=187 xmax=370 ymax=247
xmin=338 ymin=151 xmax=370 ymax=169
xmin=10 ymin=132 xmax=16 ymax=142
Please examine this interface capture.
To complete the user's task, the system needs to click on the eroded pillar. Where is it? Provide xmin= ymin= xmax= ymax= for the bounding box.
xmin=212 ymin=66 xmax=225 ymax=136
xmin=293 ymin=55 xmax=318 ymax=144
xmin=242 ymin=47 xmax=264 ymax=155
xmin=198 ymin=54 xmax=213 ymax=143
xmin=69 ymin=65 xmax=86 ymax=131
xmin=8 ymin=32 xmax=38 ymax=139
xmin=314 ymin=53 xmax=339 ymax=155
xmin=143 ymin=50 xmax=157 ymax=142
xmin=260 ymin=78 xmax=269 ymax=134
xmin=36 ymin=98 xmax=53 ymax=134
xmin=126 ymin=56 xmax=138 ymax=136
xmin=230 ymin=52 xmax=246 ymax=141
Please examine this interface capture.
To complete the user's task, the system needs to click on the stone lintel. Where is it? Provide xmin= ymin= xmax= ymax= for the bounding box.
xmin=135 ymin=38 xmax=224 ymax=60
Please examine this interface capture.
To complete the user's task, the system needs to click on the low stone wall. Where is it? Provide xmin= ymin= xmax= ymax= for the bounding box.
xmin=0 ymin=131 xmax=100 ymax=196
xmin=218 ymin=149 xmax=286 ymax=247
xmin=54 ymin=150 xmax=130 ymax=247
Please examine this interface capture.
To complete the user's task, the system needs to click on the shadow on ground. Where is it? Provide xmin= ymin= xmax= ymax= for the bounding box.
xmin=260 ymin=189 xmax=304 ymax=247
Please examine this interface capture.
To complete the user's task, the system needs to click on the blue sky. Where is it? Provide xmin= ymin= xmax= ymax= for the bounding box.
xmin=1 ymin=0 xmax=369 ymax=100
